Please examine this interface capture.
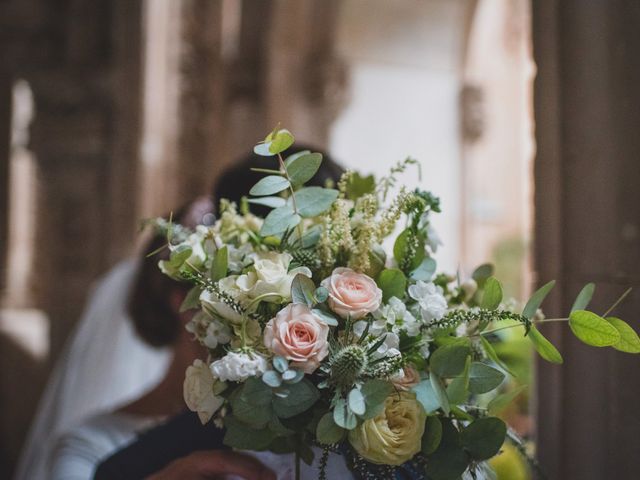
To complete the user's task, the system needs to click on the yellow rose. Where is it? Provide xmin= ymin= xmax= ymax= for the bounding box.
xmin=348 ymin=391 xmax=426 ymax=465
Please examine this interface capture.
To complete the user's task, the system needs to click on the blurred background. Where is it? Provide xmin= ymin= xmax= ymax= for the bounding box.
xmin=0 ymin=1 xmax=638 ymax=479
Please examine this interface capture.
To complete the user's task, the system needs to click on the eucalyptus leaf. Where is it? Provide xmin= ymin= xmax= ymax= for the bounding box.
xmin=348 ymin=388 xmax=366 ymax=415
xmin=333 ymin=398 xmax=357 ymax=430
xmin=522 ymin=280 xmax=556 ymax=319
xmin=481 ymin=277 xmax=503 ymax=310
xmin=291 ymin=274 xmax=316 ymax=306
xmin=528 ymin=325 xmax=563 ymax=364
xmin=571 ymin=283 xmax=596 ymax=313
xmin=286 ymin=152 xmax=323 ymax=186
xmin=606 ymin=317 xmax=640 ymax=353
xmin=316 ymin=412 xmax=345 ymax=445
xmin=569 ymin=310 xmax=620 ymax=347
xmin=376 ymin=268 xmax=407 ymax=302
xmin=410 ymin=257 xmax=437 ymax=281
xmin=248 ymin=196 xmax=287 ymax=209
xmin=422 ymin=416 xmax=443 ymax=455
xmin=250 ymin=175 xmax=290 ymax=196
xmin=468 ymin=362 xmax=505 ymax=395
xmin=272 ymin=379 xmax=319 ymax=418
xmin=461 ymin=417 xmax=507 ymax=461
xmin=429 ymin=374 xmax=450 ymax=415
xmin=430 ymin=342 xmax=472 ymax=378
xmin=260 ymin=205 xmax=300 ymax=236
xmin=311 ymin=308 xmax=339 ymax=326
xmin=291 ymin=187 xmax=339 ymax=217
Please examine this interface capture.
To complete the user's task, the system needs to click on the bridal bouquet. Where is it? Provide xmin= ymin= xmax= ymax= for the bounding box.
xmin=156 ymin=128 xmax=639 ymax=479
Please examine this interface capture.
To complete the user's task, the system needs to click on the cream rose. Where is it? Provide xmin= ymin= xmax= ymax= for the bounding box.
xmin=321 ymin=268 xmax=383 ymax=319
xmin=183 ymin=359 xmax=226 ymax=424
xmin=348 ymin=391 xmax=426 ymax=465
xmin=236 ymin=251 xmax=311 ymax=302
xmin=263 ymin=304 xmax=330 ymax=373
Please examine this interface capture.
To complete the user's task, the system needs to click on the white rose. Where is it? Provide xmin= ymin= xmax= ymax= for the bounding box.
xmin=236 ymin=252 xmax=311 ymax=302
xmin=183 ymin=359 xmax=225 ymax=424
xmin=408 ymin=281 xmax=448 ymax=323
xmin=210 ymin=351 xmax=268 ymax=382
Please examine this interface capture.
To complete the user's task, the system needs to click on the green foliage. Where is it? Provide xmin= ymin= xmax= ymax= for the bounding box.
xmin=522 ymin=280 xmax=555 ymax=319
xmin=345 ymin=172 xmax=376 ymax=200
xmin=210 ymin=246 xmax=228 ymax=281
xmin=410 ymin=257 xmax=437 ymax=281
xmin=291 ymin=273 xmax=316 ymax=306
xmin=421 ymin=416 xmax=443 ymax=455
xmin=425 ymin=419 xmax=469 ymax=480
xmin=316 ymin=412 xmax=345 ymax=444
xmin=446 ymin=356 xmax=471 ymax=404
xmin=260 ymin=205 xmax=301 ymax=236
xmin=569 ymin=310 xmax=620 ymax=347
xmin=333 ymin=398 xmax=357 ymax=429
xmin=250 ymin=175 xmax=291 ymax=196
xmin=430 ymin=341 xmax=472 ymax=378
xmin=488 ymin=385 xmax=528 ymax=415
xmin=468 ymin=362 xmax=505 ymax=394
xmin=481 ymin=277 xmax=503 ymax=310
xmin=606 ymin=317 xmax=640 ymax=353
xmin=286 ymin=152 xmax=323 ymax=186
xmin=571 ymin=283 xmax=596 ymax=312
xmin=528 ymin=325 xmax=563 ymax=364
xmin=460 ymin=417 xmax=507 ymax=461
xmin=376 ymin=268 xmax=407 ymax=302
xmin=291 ymin=187 xmax=339 ymax=217
xmin=360 ymin=380 xmax=394 ymax=419
xmin=393 ymin=228 xmax=425 ymax=272
xmin=471 ymin=263 xmax=494 ymax=288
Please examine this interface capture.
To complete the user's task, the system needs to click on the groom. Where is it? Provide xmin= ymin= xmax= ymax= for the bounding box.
xmin=93 ymin=410 xmax=275 ymax=480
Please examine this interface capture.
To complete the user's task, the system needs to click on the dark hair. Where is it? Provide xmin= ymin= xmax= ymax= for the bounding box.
xmin=213 ymin=143 xmax=345 ymax=216
xmin=128 ymin=197 xmax=215 ymax=347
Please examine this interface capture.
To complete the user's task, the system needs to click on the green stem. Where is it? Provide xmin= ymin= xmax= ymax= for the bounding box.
xmin=474 ymin=317 xmax=569 ymax=337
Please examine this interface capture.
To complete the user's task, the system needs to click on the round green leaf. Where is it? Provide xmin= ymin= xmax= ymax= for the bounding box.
xmin=606 ymin=317 xmax=640 ymax=353
xmin=286 ymin=152 xmax=323 ymax=186
xmin=461 ymin=417 xmax=507 ymax=461
xmin=376 ymin=268 xmax=407 ymax=302
xmin=291 ymin=187 xmax=339 ymax=217
xmin=348 ymin=388 xmax=366 ymax=415
xmin=468 ymin=362 xmax=505 ymax=394
xmin=481 ymin=277 xmax=503 ymax=310
xmin=316 ymin=412 xmax=345 ymax=444
xmin=430 ymin=342 xmax=472 ymax=378
xmin=569 ymin=310 xmax=620 ymax=347
xmin=250 ymin=175 xmax=290 ymax=196
xmin=422 ymin=416 xmax=443 ymax=455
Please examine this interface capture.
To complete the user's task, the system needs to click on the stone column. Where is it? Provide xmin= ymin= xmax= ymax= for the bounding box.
xmin=533 ymin=1 xmax=640 ymax=478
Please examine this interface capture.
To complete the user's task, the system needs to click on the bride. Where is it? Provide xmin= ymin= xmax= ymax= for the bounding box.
xmin=15 ymin=150 xmax=354 ymax=480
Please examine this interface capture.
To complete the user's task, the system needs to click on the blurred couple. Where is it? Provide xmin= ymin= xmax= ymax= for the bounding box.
xmin=14 ymin=148 xmax=349 ymax=480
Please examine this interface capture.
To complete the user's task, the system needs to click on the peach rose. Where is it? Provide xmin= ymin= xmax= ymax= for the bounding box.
xmin=392 ymin=365 xmax=421 ymax=391
xmin=263 ymin=304 xmax=329 ymax=373
xmin=321 ymin=268 xmax=383 ymax=319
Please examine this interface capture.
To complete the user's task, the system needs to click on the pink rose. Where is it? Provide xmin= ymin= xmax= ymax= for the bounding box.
xmin=321 ymin=268 xmax=383 ymax=320
xmin=263 ymin=304 xmax=330 ymax=374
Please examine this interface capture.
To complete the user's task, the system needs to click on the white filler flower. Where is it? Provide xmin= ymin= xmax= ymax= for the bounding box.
xmin=210 ymin=351 xmax=268 ymax=382
xmin=408 ymin=281 xmax=448 ymax=323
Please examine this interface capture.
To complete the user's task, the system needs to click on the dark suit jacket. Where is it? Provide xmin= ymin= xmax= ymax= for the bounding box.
xmin=93 ymin=410 xmax=228 ymax=479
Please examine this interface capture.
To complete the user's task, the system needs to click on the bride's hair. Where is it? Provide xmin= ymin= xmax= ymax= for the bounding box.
xmin=128 ymin=196 xmax=215 ymax=347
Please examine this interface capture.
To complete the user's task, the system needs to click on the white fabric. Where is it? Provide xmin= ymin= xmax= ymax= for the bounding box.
xmin=49 ymin=412 xmax=162 ymax=480
xmin=14 ymin=260 xmax=171 ymax=480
